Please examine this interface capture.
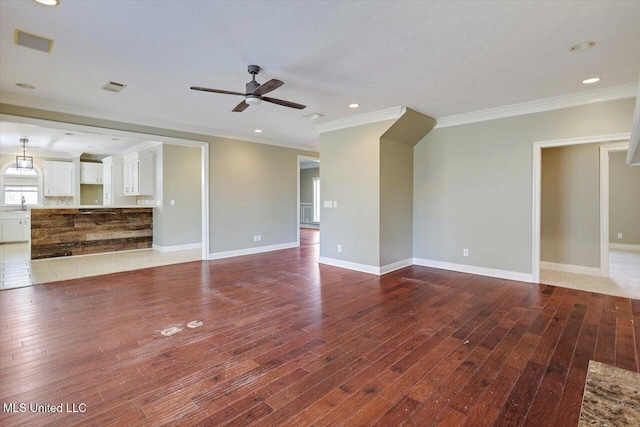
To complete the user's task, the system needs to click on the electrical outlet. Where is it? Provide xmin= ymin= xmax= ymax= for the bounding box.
xmin=257 ymin=235 xmax=261 ymax=241
xmin=463 ymin=248 xmax=469 ymax=257
xmin=253 ymin=235 xmax=257 ymax=242
xmin=337 ymin=244 xmax=342 ymax=253
xmin=618 ymin=233 xmax=623 ymax=239
xmin=333 ymin=201 xmax=338 ymax=208
xmin=156 ymin=200 xmax=161 ymax=206
xmin=170 ymin=200 xmax=175 ymax=206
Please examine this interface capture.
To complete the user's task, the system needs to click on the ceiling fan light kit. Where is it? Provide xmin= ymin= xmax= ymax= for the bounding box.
xmin=191 ymin=65 xmax=306 ymax=112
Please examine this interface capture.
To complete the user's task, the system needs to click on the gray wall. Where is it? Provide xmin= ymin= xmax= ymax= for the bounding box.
xmin=610 ymin=151 xmax=640 ymax=245
xmin=300 ymin=167 xmax=319 ymax=204
xmin=209 ymin=137 xmax=315 ymax=253
xmin=319 ymin=120 xmax=395 ymax=266
xmin=1 ymin=103 xmax=317 ymax=256
xmin=414 ymin=97 xmax=636 ymax=274
xmin=380 ymin=138 xmax=414 ymax=265
xmin=541 ymin=144 xmax=600 ymax=268
xmin=161 ymin=144 xmax=202 ymax=246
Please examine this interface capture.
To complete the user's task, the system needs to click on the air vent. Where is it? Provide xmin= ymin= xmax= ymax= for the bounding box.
xmin=14 ymin=29 xmax=54 ymax=53
xmin=101 ymin=81 xmax=127 ymax=93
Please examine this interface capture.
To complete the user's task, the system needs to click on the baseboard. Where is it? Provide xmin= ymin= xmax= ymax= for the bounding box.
xmin=317 ymin=257 xmax=413 ymax=276
xmin=413 ymin=258 xmax=534 ymax=283
xmin=153 ymin=243 xmax=202 ymax=253
xmin=379 ymin=259 xmax=414 ymax=275
xmin=609 ymin=243 xmax=640 ymax=252
xmin=209 ymin=242 xmax=298 ymax=260
xmin=539 ymin=261 xmax=601 ymax=276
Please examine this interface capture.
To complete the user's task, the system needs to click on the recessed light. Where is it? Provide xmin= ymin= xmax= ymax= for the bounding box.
xmin=65 ymin=132 xmax=74 ymax=136
xmin=570 ymin=41 xmax=595 ymax=51
xmin=582 ymin=77 xmax=601 ymax=84
xmin=16 ymin=83 xmax=35 ymax=89
xmin=349 ymin=103 xmax=360 ymax=109
xmin=254 ymin=129 xmax=263 ymax=133
xmin=35 ymin=0 xmax=60 ymax=6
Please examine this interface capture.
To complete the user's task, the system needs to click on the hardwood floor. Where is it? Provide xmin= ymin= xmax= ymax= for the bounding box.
xmin=1 ymin=234 xmax=638 ymax=426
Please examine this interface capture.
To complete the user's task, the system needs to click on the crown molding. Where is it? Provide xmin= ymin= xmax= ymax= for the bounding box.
xmin=435 ymin=83 xmax=638 ymax=129
xmin=0 ymin=96 xmax=318 ymax=153
xmin=315 ymin=106 xmax=406 ymax=134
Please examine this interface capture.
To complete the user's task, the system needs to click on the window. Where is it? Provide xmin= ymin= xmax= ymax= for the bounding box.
xmin=4 ymin=186 xmax=38 ymax=205
xmin=313 ymin=177 xmax=320 ymax=222
xmin=4 ymin=166 xmax=37 ymax=177
xmin=2 ymin=162 xmax=41 ymax=206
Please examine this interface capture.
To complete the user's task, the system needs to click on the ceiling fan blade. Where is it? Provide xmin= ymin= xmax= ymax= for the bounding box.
xmin=191 ymin=86 xmax=246 ymax=96
xmin=253 ymin=79 xmax=284 ymax=96
xmin=262 ymin=96 xmax=306 ymax=110
xmin=232 ymin=100 xmax=249 ymax=112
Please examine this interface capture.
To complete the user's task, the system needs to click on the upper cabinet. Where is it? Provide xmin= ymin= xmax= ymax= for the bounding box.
xmin=80 ymin=162 xmax=103 ymax=184
xmin=43 ymin=160 xmax=74 ymax=196
xmin=123 ymin=152 xmax=153 ymax=196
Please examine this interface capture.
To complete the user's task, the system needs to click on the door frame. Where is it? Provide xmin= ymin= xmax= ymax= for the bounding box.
xmin=0 ymin=113 xmax=210 ymax=260
xmin=531 ymin=132 xmax=630 ymax=283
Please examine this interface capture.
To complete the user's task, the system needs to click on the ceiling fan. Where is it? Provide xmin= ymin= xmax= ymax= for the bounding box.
xmin=191 ymin=65 xmax=306 ymax=112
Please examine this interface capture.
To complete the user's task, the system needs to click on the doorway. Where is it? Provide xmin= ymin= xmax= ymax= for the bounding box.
xmin=532 ymin=133 xmax=638 ymax=298
xmin=297 ymin=155 xmax=320 ymax=247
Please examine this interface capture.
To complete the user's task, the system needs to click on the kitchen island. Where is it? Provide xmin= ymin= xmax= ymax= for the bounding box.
xmin=30 ymin=206 xmax=153 ymax=260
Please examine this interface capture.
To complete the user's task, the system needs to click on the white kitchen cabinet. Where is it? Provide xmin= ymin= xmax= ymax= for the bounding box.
xmin=80 ymin=162 xmax=103 ymax=184
xmin=123 ymin=152 xmax=153 ymax=196
xmin=102 ymin=156 xmax=132 ymax=205
xmin=1 ymin=213 xmax=30 ymax=242
xmin=43 ymin=161 xmax=74 ymax=196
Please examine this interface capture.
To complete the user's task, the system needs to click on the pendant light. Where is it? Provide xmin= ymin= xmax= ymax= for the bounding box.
xmin=16 ymin=138 xmax=34 ymax=169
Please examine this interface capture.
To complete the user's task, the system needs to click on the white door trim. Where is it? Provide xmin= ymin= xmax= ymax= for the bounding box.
xmin=599 ymin=142 xmax=630 ymax=278
xmin=0 ymin=113 xmax=210 ymax=261
xmin=297 ymin=155 xmax=320 ymax=246
xmin=531 ymin=133 xmax=630 ymax=283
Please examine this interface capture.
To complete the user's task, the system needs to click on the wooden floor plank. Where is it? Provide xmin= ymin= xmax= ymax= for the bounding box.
xmin=0 ymin=229 xmax=638 ymax=426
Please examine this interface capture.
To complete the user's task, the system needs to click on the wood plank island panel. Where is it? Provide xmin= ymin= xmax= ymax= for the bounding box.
xmin=30 ymin=207 xmax=152 ymax=259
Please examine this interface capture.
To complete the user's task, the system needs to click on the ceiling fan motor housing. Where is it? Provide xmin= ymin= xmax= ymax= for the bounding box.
xmin=246 ymin=80 xmax=260 ymax=94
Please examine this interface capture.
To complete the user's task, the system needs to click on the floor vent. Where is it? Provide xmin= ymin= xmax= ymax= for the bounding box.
xmin=14 ymin=29 xmax=54 ymax=53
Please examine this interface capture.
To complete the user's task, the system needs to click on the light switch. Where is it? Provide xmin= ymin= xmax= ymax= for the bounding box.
xmin=170 ymin=200 xmax=175 ymax=206
xmin=323 ymin=201 xmax=332 ymax=208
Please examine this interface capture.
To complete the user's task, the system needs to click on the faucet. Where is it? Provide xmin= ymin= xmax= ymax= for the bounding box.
xmin=21 ymin=196 xmax=26 ymax=211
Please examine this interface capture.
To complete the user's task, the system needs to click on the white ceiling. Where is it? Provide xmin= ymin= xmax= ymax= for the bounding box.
xmin=0 ymin=1 xmax=639 ymax=150
xmin=0 ymin=121 xmax=148 ymax=158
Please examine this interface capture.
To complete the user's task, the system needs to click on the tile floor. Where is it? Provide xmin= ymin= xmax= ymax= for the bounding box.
xmin=541 ymin=249 xmax=640 ymax=299
xmin=0 ymin=242 xmax=202 ymax=290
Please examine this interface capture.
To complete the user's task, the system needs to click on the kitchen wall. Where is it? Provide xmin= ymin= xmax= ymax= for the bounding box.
xmin=0 ymin=154 xmax=73 ymax=206
xmin=80 ymin=184 xmax=103 ymax=205
xmin=609 ymin=150 xmax=640 ymax=246
xmin=414 ymin=97 xmax=635 ymax=276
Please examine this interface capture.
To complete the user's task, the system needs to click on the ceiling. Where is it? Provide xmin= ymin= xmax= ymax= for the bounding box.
xmin=0 ymin=1 xmax=639 ymax=150
xmin=0 ymin=121 xmax=148 ymax=159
